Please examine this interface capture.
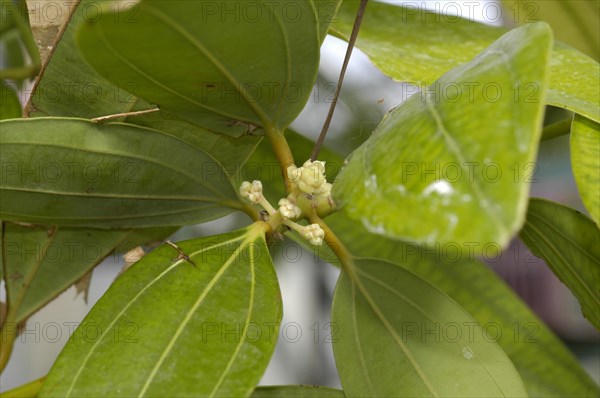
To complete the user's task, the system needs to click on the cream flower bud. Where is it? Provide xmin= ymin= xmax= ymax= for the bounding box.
xmin=288 ymin=160 xmax=328 ymax=195
xmin=278 ymin=198 xmax=302 ymax=219
xmin=315 ymin=182 xmax=332 ymax=197
xmin=287 ymin=164 xmax=300 ymax=181
xmin=302 ymin=224 xmax=325 ymax=246
xmin=239 ymin=180 xmax=263 ymax=203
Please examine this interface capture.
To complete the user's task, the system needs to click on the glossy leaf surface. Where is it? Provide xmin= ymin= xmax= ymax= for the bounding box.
xmin=332 ymin=258 xmax=527 ymax=397
xmin=40 ymin=223 xmax=281 ymax=397
xmin=331 ymin=1 xmax=600 ymax=124
xmin=520 ymin=198 xmax=600 ymax=329
xmin=77 ymin=0 xmax=321 ymax=136
xmin=333 ymin=23 xmax=552 ymax=247
xmin=571 ymin=115 xmax=600 ymax=226
xmin=0 ymin=118 xmax=242 ymax=227
xmin=326 ymin=211 xmax=599 ymax=397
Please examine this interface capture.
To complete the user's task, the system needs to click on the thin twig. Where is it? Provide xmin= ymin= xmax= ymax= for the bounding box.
xmin=310 ymin=0 xmax=369 ymax=161
xmin=91 ymin=107 xmax=160 ymax=123
xmin=165 ymin=241 xmax=197 ymax=267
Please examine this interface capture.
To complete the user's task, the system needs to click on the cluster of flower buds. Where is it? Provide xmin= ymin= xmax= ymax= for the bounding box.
xmin=239 ymin=159 xmax=334 ymax=246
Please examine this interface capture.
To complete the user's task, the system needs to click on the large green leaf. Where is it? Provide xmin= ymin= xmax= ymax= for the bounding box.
xmin=333 ymin=23 xmax=552 ymax=247
xmin=327 ymin=212 xmax=599 ymax=397
xmin=520 ymin=198 xmax=600 ymax=329
xmin=250 ymin=130 xmax=598 ymax=396
xmin=571 ymin=115 xmax=600 ymax=226
xmin=1 ymin=222 xmax=129 ymax=323
xmin=502 ymin=0 xmax=599 ymax=61
xmin=548 ymin=43 xmax=600 ymax=122
xmin=40 ymin=223 xmax=282 ymax=397
xmin=332 ymin=258 xmax=527 ymax=397
xmin=251 ymin=385 xmax=344 ymax=398
xmin=0 ymin=117 xmax=244 ymax=227
xmin=330 ymin=1 xmax=600 ymax=124
xmin=77 ymin=0 xmax=320 ymax=136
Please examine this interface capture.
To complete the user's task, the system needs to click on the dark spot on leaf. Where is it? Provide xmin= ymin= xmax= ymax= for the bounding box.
xmin=9 ymin=271 xmax=24 ymax=282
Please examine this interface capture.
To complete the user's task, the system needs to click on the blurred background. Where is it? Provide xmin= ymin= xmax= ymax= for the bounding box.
xmin=1 ymin=0 xmax=598 ymax=392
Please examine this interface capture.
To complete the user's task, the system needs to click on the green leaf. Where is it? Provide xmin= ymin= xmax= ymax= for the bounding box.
xmin=2 ymin=30 xmax=26 ymax=72
xmin=0 ymin=0 xmax=40 ymax=81
xmin=251 ymin=385 xmax=344 ymax=398
xmin=40 ymin=223 xmax=282 ymax=397
xmin=0 ymin=117 xmax=244 ymax=227
xmin=0 ymin=82 xmax=21 ymax=119
xmin=0 ymin=1 xmax=22 ymax=67
xmin=326 ymin=211 xmax=598 ymax=397
xmin=502 ymin=0 xmax=600 ymax=61
xmin=571 ymin=115 xmax=600 ymax=226
xmin=77 ymin=0 xmax=320 ymax=136
xmin=548 ymin=43 xmax=600 ymax=122
xmin=520 ymin=198 xmax=600 ymax=329
xmin=333 ymin=23 xmax=552 ymax=247
xmin=332 ymin=258 xmax=527 ymax=397
xmin=330 ymin=1 xmax=600 ymax=124
xmin=1 ymin=222 xmax=129 ymax=323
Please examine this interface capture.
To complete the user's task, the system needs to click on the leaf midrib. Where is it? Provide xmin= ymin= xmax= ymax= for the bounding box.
xmin=0 ymin=186 xmax=221 ymax=203
xmin=3 ymin=141 xmax=228 ymax=199
xmin=5 ymin=227 xmax=59 ymax=324
xmin=350 ymin=268 xmax=440 ymax=397
xmin=349 ymin=279 xmax=376 ymax=395
xmin=209 ymin=238 xmax=257 ymax=396
xmin=357 ymin=266 xmax=506 ymax=396
xmin=137 ymin=234 xmax=256 ymax=397
xmin=424 ymin=94 xmax=509 ymax=240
